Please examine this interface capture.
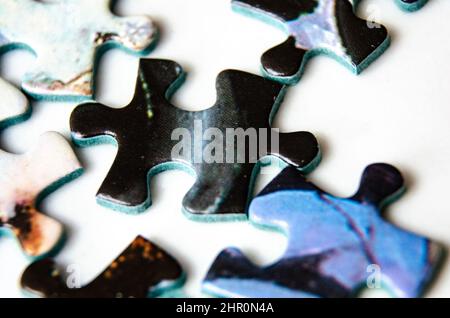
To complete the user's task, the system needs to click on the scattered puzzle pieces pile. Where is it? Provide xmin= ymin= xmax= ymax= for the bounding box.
xmin=0 ymin=0 xmax=444 ymax=298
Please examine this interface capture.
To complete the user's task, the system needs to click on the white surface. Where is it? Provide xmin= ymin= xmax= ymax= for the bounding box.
xmin=1 ymin=0 xmax=450 ymax=298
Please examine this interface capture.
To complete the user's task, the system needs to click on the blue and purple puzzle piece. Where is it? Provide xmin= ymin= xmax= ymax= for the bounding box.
xmin=231 ymin=0 xmax=391 ymax=84
xmin=203 ymin=164 xmax=443 ymax=298
xmin=232 ymin=0 xmax=429 ymax=85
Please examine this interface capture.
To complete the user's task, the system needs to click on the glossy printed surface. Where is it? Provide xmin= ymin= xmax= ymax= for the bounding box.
xmin=21 ymin=236 xmax=184 ymax=298
xmin=0 ymin=0 xmax=157 ymax=100
xmin=203 ymin=164 xmax=443 ymax=298
xmin=232 ymin=0 xmax=390 ymax=84
xmin=70 ymin=59 xmax=320 ymax=220
xmin=0 ymin=132 xmax=82 ymax=258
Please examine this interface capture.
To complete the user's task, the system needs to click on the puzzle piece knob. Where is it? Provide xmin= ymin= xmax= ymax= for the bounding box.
xmin=353 ymin=163 xmax=404 ymax=207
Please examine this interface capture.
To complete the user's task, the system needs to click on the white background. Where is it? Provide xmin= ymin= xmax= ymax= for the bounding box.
xmin=1 ymin=0 xmax=450 ymax=298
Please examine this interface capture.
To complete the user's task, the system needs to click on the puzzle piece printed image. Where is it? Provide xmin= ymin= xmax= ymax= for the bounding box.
xmin=231 ymin=0 xmax=390 ymax=84
xmin=70 ymin=59 xmax=321 ymax=221
xmin=0 ymin=132 xmax=82 ymax=258
xmin=203 ymin=164 xmax=443 ymax=298
xmin=0 ymin=0 xmax=157 ymax=101
xmin=21 ymin=236 xmax=185 ymax=298
xmin=0 ymin=79 xmax=30 ymax=130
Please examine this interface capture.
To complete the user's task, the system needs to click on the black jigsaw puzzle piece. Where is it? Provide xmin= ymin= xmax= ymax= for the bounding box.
xmin=20 ymin=236 xmax=184 ymax=298
xmin=70 ymin=59 xmax=320 ymax=220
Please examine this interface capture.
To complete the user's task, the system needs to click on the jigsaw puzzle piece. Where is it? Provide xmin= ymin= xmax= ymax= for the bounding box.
xmin=70 ymin=59 xmax=320 ymax=220
xmin=203 ymin=164 xmax=443 ymax=298
xmin=398 ymin=0 xmax=428 ymax=11
xmin=0 ymin=132 xmax=83 ymax=258
xmin=0 ymin=0 xmax=157 ymax=100
xmin=0 ymin=79 xmax=29 ymax=130
xmin=399 ymin=0 xmax=428 ymax=11
xmin=21 ymin=236 xmax=185 ymax=298
xmin=231 ymin=0 xmax=390 ymax=84
xmin=353 ymin=0 xmax=429 ymax=12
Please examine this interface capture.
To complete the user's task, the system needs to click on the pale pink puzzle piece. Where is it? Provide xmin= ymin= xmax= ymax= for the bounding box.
xmin=0 ymin=132 xmax=82 ymax=257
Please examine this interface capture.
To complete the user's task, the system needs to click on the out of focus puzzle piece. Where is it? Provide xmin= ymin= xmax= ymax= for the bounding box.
xmin=70 ymin=59 xmax=320 ymax=221
xmin=354 ymin=0 xmax=429 ymax=12
xmin=0 ymin=132 xmax=82 ymax=258
xmin=400 ymin=0 xmax=428 ymax=11
xmin=0 ymin=0 xmax=157 ymax=101
xmin=0 ymin=79 xmax=29 ymax=130
xmin=231 ymin=0 xmax=390 ymax=84
xmin=203 ymin=164 xmax=443 ymax=298
xmin=21 ymin=236 xmax=185 ymax=298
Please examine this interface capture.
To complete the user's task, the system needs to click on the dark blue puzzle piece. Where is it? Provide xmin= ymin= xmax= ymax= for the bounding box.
xmin=70 ymin=59 xmax=321 ymax=221
xmin=203 ymin=164 xmax=443 ymax=298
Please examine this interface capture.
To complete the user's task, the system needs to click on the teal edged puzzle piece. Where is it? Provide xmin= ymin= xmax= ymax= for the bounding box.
xmin=0 ymin=132 xmax=83 ymax=258
xmin=203 ymin=164 xmax=444 ymax=298
xmin=353 ymin=0 xmax=429 ymax=12
xmin=0 ymin=0 xmax=158 ymax=101
xmin=231 ymin=0 xmax=391 ymax=84
xmin=70 ymin=59 xmax=321 ymax=221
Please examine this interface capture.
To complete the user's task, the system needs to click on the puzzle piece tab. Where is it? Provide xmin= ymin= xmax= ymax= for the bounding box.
xmin=21 ymin=236 xmax=185 ymax=298
xmin=0 ymin=132 xmax=82 ymax=258
xmin=70 ymin=59 xmax=320 ymax=220
xmin=203 ymin=164 xmax=443 ymax=298
xmin=0 ymin=79 xmax=29 ymax=130
xmin=232 ymin=0 xmax=390 ymax=84
xmin=0 ymin=0 xmax=157 ymax=100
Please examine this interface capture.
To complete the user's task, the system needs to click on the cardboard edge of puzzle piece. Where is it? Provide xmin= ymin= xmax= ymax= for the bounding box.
xmin=0 ymin=78 xmax=30 ymax=130
xmin=353 ymin=0 xmax=429 ymax=12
